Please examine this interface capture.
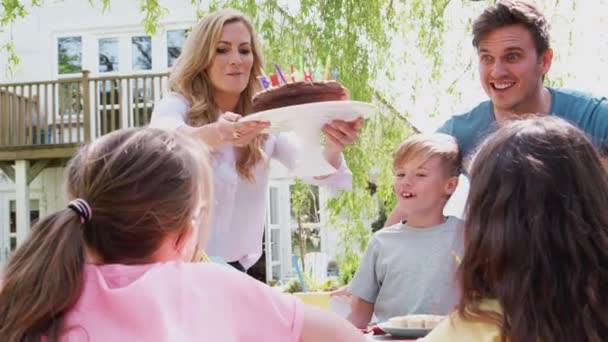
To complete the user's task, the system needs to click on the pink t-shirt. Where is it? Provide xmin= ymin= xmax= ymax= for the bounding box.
xmin=60 ymin=262 xmax=304 ymax=341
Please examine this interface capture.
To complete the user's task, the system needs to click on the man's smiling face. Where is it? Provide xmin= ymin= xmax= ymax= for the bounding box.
xmin=477 ymin=24 xmax=552 ymax=116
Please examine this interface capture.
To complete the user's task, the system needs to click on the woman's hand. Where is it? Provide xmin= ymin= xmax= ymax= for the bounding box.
xmin=314 ymin=117 xmax=363 ymax=174
xmin=216 ymin=112 xmax=270 ymax=147
xmin=322 ymin=117 xmax=364 ymax=153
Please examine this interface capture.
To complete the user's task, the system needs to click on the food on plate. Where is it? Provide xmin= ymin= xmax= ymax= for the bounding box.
xmin=388 ymin=314 xmax=445 ymax=329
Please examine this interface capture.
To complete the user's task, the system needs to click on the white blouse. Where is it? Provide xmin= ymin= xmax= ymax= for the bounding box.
xmin=151 ymin=93 xmax=352 ymax=269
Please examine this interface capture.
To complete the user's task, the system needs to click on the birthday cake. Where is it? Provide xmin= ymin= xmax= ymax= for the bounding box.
xmin=251 ymin=80 xmax=346 ymax=112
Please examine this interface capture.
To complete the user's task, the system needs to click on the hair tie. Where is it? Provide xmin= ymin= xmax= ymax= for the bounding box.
xmin=68 ymin=198 xmax=93 ymax=224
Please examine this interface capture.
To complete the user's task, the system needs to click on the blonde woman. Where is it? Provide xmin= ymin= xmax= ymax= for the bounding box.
xmin=151 ymin=9 xmax=362 ymax=272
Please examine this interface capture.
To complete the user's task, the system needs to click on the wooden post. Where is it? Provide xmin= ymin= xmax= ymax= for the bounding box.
xmin=15 ymin=160 xmax=31 ymax=246
xmin=82 ymin=70 xmax=91 ymax=143
xmin=0 ymin=87 xmax=5 ymax=146
xmin=0 ymin=161 xmax=15 ymax=181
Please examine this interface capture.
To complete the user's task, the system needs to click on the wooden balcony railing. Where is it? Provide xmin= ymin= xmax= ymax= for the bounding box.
xmin=0 ymin=71 xmax=169 ymax=158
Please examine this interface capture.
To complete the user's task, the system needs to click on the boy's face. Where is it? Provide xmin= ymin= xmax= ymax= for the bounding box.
xmin=393 ymin=155 xmax=458 ymax=218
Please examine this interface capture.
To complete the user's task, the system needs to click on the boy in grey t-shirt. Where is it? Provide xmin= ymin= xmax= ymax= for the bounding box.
xmin=348 ymin=133 xmax=464 ymax=328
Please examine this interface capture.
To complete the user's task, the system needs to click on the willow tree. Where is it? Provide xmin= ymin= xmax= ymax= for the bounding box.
xmin=2 ymin=0 xmax=587 ymax=283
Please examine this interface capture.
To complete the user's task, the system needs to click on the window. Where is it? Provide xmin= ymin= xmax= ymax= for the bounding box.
xmin=271 ymin=229 xmax=280 ymax=262
xmin=269 ymin=187 xmax=279 ymax=225
xmin=9 ymin=200 xmax=40 ymax=252
xmin=99 ymin=37 xmax=119 ymax=73
xmin=131 ymin=36 xmax=152 ymax=70
xmin=271 ymin=265 xmax=281 ymax=280
xmin=266 ymin=184 xmax=286 ymax=281
xmin=57 ymin=36 xmax=82 ymax=74
xmin=167 ymin=29 xmax=187 ymax=67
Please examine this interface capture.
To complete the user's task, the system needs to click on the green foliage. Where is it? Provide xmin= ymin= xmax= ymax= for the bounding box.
xmin=304 ymin=273 xmax=339 ymax=292
xmin=280 ymin=275 xmax=340 ymax=293
xmin=290 ymin=180 xmax=320 ymax=270
xmin=290 ymin=181 xmax=318 ymax=224
xmin=58 ymin=51 xmax=81 ymax=74
xmin=282 ymin=277 xmax=303 ymax=293
xmin=88 ymin=0 xmax=110 ymax=12
xmin=1 ymin=0 xmax=36 ymax=76
xmin=139 ymin=0 xmax=167 ymax=35
xmin=1 ymin=40 xmax=18 ymax=75
xmin=336 ymin=247 xmax=360 ymax=286
xmin=1 ymin=0 xmax=27 ymax=27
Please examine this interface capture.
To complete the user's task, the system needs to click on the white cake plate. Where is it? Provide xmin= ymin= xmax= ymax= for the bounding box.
xmin=377 ymin=322 xmax=432 ymax=338
xmin=241 ymin=101 xmax=379 ymax=177
xmin=241 ymin=101 xmax=378 ymax=133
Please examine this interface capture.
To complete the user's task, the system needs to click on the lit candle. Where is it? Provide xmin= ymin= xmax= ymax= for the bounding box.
xmin=313 ymin=60 xmax=323 ymax=81
xmin=331 ymin=70 xmax=339 ymax=81
xmin=273 ymin=63 xmax=288 ymax=84
xmin=270 ymin=73 xmax=280 ymax=87
xmin=304 ymin=71 xmax=313 ymax=82
xmin=290 ymin=64 xmax=296 ymax=82
xmin=323 ymin=56 xmax=331 ymax=81
xmin=257 ymin=76 xmax=271 ymax=90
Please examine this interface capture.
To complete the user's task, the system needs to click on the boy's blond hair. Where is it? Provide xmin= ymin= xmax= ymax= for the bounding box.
xmin=393 ymin=133 xmax=462 ymax=176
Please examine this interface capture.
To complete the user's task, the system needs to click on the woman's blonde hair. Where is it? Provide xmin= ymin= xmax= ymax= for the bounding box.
xmin=0 ymin=128 xmax=213 ymax=342
xmin=169 ymin=8 xmax=266 ymax=181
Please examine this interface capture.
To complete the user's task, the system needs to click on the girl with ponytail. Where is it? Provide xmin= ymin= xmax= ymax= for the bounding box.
xmin=0 ymin=127 xmax=363 ymax=342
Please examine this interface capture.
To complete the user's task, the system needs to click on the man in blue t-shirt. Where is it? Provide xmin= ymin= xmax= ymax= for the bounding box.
xmin=384 ymin=0 xmax=608 ymax=226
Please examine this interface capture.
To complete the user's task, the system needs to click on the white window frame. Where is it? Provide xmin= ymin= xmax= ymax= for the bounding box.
xmin=0 ymin=194 xmax=41 ymax=268
xmin=165 ymin=28 xmax=188 ymax=68
xmin=265 ymin=180 xmax=293 ymax=282
xmin=55 ymin=35 xmax=84 ymax=78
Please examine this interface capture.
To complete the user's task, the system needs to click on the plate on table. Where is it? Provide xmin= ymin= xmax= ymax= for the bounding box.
xmin=241 ymin=101 xmax=378 ymax=133
xmin=376 ymin=322 xmax=432 ymax=338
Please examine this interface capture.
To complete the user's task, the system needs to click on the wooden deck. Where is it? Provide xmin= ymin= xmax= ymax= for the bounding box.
xmin=0 ymin=71 xmax=169 ymax=162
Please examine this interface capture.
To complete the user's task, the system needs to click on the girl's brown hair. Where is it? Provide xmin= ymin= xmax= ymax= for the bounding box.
xmin=169 ymin=8 xmax=266 ymax=181
xmin=460 ymin=116 xmax=608 ymax=342
xmin=0 ymin=127 xmax=213 ymax=342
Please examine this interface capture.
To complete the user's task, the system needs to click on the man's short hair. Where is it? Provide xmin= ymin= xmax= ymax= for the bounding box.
xmin=472 ymin=0 xmax=551 ymax=55
xmin=393 ymin=133 xmax=462 ymax=177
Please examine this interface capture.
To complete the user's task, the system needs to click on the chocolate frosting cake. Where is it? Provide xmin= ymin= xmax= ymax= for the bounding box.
xmin=251 ymin=81 xmax=346 ymax=112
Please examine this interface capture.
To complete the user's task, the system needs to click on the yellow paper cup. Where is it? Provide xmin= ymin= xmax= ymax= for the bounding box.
xmin=293 ymin=292 xmax=330 ymax=310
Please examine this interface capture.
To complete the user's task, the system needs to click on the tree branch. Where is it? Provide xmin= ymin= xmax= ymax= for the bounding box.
xmin=371 ymin=88 xmax=420 ymax=133
xmin=446 ymin=60 xmax=472 ymax=93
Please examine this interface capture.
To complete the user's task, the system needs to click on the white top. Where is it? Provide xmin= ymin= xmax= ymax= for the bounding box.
xmin=150 ymin=93 xmax=352 ymax=269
